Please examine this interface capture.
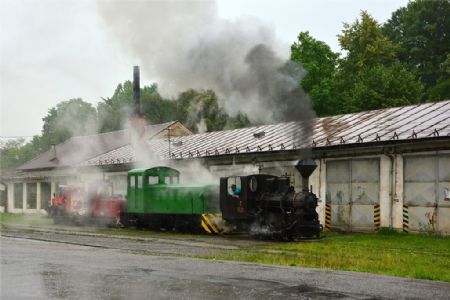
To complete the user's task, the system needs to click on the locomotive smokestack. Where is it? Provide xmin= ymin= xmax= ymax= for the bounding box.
xmin=295 ymin=159 xmax=317 ymax=192
xmin=133 ymin=65 xmax=141 ymax=116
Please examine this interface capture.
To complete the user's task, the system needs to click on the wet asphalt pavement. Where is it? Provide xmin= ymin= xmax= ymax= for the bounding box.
xmin=2 ymin=232 xmax=450 ymax=300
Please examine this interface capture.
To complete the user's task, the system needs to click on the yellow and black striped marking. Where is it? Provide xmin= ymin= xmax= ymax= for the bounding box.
xmin=403 ymin=205 xmax=409 ymax=233
xmin=201 ymin=214 xmax=223 ymax=234
xmin=324 ymin=204 xmax=331 ymax=231
xmin=374 ymin=204 xmax=381 ymax=229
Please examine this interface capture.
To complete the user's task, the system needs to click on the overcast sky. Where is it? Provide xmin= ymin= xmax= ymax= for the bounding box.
xmin=0 ymin=0 xmax=408 ymax=138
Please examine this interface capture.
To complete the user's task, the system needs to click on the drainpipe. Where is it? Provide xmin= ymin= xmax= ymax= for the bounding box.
xmin=318 ymin=158 xmax=322 ymax=199
xmin=386 ymin=148 xmax=398 ymax=228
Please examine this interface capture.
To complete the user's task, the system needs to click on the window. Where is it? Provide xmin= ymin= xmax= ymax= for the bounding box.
xmin=148 ymin=176 xmax=159 ymax=185
xmin=97 ymin=185 xmax=113 ymax=196
xmin=137 ymin=176 xmax=143 ymax=188
xmin=165 ymin=176 xmax=172 ymax=184
xmin=107 ymin=174 xmax=127 ymax=196
xmin=227 ymin=177 xmax=242 ymax=196
xmin=129 ymin=176 xmax=135 ymax=188
xmin=27 ymin=183 xmax=37 ymax=209
xmin=14 ymin=183 xmax=23 ymax=209
xmin=40 ymin=182 xmax=51 ymax=209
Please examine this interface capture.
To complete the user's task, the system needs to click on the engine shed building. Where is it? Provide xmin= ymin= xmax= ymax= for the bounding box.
xmin=2 ymin=100 xmax=450 ymax=234
xmin=0 ymin=121 xmax=192 ymax=213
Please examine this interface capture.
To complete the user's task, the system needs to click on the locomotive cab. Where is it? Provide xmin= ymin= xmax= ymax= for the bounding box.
xmin=220 ymin=174 xmax=280 ymax=221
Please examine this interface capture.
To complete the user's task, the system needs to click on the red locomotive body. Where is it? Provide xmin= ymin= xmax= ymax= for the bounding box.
xmin=48 ymin=181 xmax=125 ymax=226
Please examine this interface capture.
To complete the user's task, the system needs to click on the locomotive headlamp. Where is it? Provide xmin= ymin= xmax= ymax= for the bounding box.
xmin=249 ymin=176 xmax=258 ymax=192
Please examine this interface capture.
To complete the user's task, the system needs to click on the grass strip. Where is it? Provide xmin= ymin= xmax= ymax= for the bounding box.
xmin=196 ymin=231 xmax=450 ymax=282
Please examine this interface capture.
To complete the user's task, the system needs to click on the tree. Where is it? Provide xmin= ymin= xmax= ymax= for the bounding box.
xmin=175 ymin=89 xmax=228 ymax=133
xmin=226 ymin=112 xmax=252 ymax=130
xmin=40 ymin=99 xmax=98 ymax=151
xmin=141 ymin=84 xmax=177 ymax=124
xmin=344 ymin=63 xmax=424 ymax=112
xmin=428 ymin=54 xmax=450 ymax=101
xmin=383 ymin=0 xmax=450 ymax=100
xmin=98 ymin=82 xmax=250 ymax=134
xmin=0 ymin=139 xmax=27 ymax=171
xmin=0 ymin=136 xmax=43 ymax=171
xmin=336 ymin=11 xmax=423 ymax=113
xmin=98 ymin=81 xmax=178 ymax=131
xmin=339 ymin=12 xmax=397 ymax=72
xmin=290 ymin=31 xmax=340 ymax=116
xmin=97 ymin=81 xmax=134 ymax=133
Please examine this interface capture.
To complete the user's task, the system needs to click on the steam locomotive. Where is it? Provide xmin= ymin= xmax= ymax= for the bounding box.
xmin=220 ymin=159 xmax=322 ymax=239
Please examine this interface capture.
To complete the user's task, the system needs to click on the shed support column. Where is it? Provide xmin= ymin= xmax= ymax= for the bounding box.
xmin=380 ymin=156 xmax=391 ymax=228
xmin=318 ymin=159 xmax=327 ymax=226
xmin=51 ymin=182 xmax=56 ymax=199
xmin=36 ymin=182 xmax=41 ymax=211
xmin=392 ymin=155 xmax=404 ymax=229
xmin=22 ymin=182 xmax=27 ymax=212
xmin=7 ymin=183 xmax=14 ymax=213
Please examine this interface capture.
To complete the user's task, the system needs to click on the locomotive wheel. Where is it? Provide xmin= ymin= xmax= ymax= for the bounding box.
xmin=135 ymin=217 xmax=144 ymax=229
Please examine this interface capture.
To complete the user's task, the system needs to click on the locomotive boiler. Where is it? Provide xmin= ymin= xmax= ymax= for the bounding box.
xmin=219 ymin=159 xmax=322 ymax=240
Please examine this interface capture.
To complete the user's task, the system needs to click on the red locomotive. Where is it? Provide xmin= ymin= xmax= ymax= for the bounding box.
xmin=48 ymin=181 xmax=125 ymax=226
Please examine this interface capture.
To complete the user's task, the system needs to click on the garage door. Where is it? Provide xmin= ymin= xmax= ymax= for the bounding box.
xmin=326 ymin=159 xmax=380 ymax=231
xmin=403 ymin=155 xmax=450 ymax=234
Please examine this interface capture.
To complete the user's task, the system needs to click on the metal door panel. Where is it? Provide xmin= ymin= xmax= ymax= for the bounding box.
xmin=331 ymin=205 xmax=350 ymax=229
xmin=438 ymin=207 xmax=450 ymax=233
xmin=404 ymin=156 xmax=435 ymax=181
xmin=351 ymin=182 xmax=379 ymax=205
xmin=327 ymin=183 xmax=350 ymax=205
xmin=404 ymin=155 xmax=450 ymax=234
xmin=326 ymin=158 xmax=380 ymax=231
xmin=404 ymin=182 xmax=436 ymax=206
xmin=438 ymin=156 xmax=450 ymax=181
xmin=351 ymin=205 xmax=375 ymax=229
xmin=408 ymin=207 xmax=437 ymax=232
xmin=326 ymin=161 xmax=350 ymax=183
xmin=352 ymin=160 xmax=379 ymax=182
xmin=438 ymin=182 xmax=450 ymax=207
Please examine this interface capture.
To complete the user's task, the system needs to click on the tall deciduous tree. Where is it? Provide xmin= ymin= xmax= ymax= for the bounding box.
xmin=97 ymin=81 xmax=134 ymax=133
xmin=291 ymin=31 xmax=340 ymax=116
xmin=0 ymin=139 xmax=27 ymax=171
xmin=40 ymin=99 xmax=98 ymax=150
xmin=428 ymin=54 xmax=450 ymax=101
xmin=175 ymin=89 xmax=229 ymax=133
xmin=336 ymin=11 xmax=423 ymax=112
xmin=141 ymin=84 xmax=177 ymax=124
xmin=383 ymin=0 xmax=450 ymax=100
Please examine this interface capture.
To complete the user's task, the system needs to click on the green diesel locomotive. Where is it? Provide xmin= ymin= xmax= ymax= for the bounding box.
xmin=121 ymin=166 xmax=221 ymax=232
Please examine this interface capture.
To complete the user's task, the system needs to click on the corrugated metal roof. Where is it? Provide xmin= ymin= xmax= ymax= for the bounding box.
xmin=80 ymin=100 xmax=450 ymax=166
xmin=17 ymin=121 xmax=177 ymax=170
